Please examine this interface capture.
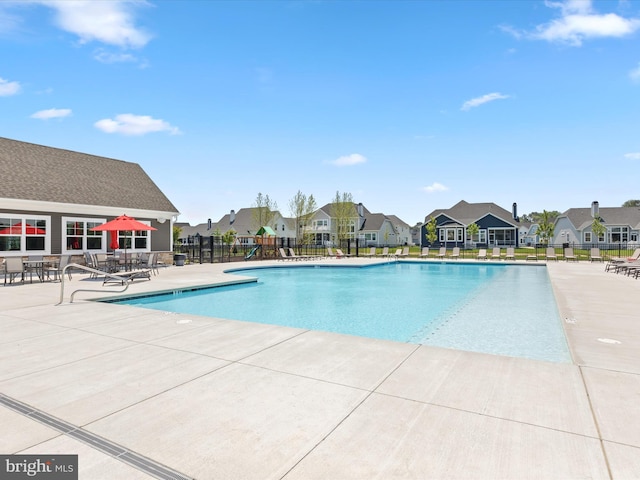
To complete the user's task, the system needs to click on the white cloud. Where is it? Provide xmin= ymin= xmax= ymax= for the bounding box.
xmin=330 ymin=153 xmax=367 ymax=167
xmin=93 ymin=49 xmax=138 ymax=64
xmin=422 ymin=182 xmax=449 ymax=193
xmin=506 ymin=0 xmax=640 ymax=46
xmin=30 ymin=108 xmax=72 ymax=119
xmin=94 ymin=114 xmax=181 ymax=136
xmin=624 ymin=152 xmax=640 ymax=160
xmin=38 ymin=0 xmax=152 ymax=48
xmin=630 ymin=63 xmax=640 ymax=82
xmin=461 ymin=92 xmax=510 ymax=111
xmin=0 ymin=77 xmax=20 ymax=96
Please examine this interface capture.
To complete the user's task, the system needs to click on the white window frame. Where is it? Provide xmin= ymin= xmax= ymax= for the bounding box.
xmin=116 ymin=220 xmax=152 ymax=253
xmin=583 ymin=232 xmax=592 ymax=243
xmin=62 ymin=217 xmax=107 ymax=254
xmin=0 ymin=213 xmax=51 ymax=256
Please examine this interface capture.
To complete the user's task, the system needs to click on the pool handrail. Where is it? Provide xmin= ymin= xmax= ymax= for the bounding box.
xmin=57 ymin=263 xmax=131 ymax=305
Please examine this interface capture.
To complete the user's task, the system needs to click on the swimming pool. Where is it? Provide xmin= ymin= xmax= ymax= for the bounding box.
xmin=114 ymin=263 xmax=571 ymax=363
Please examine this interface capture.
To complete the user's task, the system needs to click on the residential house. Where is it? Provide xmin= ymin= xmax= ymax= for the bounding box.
xmin=421 ymin=200 xmax=520 ymax=248
xmin=306 ymin=202 xmax=410 ymax=247
xmin=553 ymin=201 xmax=640 ymax=246
xmin=0 ymin=137 xmax=179 ymax=259
xmin=177 ymin=208 xmax=296 ymax=246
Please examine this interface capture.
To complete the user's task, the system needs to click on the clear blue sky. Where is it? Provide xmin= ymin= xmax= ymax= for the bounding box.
xmin=2 ymin=0 xmax=639 ymax=226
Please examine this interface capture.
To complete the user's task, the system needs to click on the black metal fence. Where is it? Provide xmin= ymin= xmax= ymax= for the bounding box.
xmin=174 ymin=238 xmax=638 ymax=264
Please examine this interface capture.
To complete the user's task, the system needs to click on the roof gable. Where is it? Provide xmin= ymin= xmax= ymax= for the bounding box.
xmin=0 ymin=137 xmax=178 ymax=214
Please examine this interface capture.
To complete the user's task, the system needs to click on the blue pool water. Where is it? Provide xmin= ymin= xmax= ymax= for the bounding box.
xmin=114 ymin=263 xmax=571 ymax=363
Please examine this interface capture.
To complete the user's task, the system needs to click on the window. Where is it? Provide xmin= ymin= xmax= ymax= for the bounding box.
xmin=632 ymin=232 xmax=638 ymax=243
xmin=117 ymin=225 xmax=151 ymax=251
xmin=0 ymin=215 xmax=50 ymax=255
xmin=610 ymin=226 xmax=629 ymax=243
xmin=62 ymin=217 xmax=105 ymax=253
xmin=584 ymin=232 xmax=592 ymax=243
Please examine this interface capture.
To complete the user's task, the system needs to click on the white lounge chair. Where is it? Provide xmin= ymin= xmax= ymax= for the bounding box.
xmin=419 ymin=247 xmax=430 ymax=259
xmin=450 ymin=247 xmax=460 ymax=260
xmin=490 ymin=248 xmax=501 ymax=260
xmin=477 ymin=249 xmax=487 ymax=260
xmin=545 ymin=247 xmax=558 ymax=261
xmin=589 ymin=248 xmax=603 ymax=262
xmin=505 ymin=248 xmax=516 ymax=261
xmin=436 ymin=247 xmax=446 ymax=259
xmin=564 ymin=248 xmax=577 ymax=262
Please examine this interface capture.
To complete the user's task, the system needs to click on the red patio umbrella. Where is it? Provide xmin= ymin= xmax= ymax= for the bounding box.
xmin=0 ymin=222 xmax=46 ymax=235
xmin=91 ymin=215 xmax=157 ymax=262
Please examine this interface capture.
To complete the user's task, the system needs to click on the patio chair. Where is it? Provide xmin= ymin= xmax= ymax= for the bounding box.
xmin=545 ymin=247 xmax=558 ymax=261
xmin=419 ymin=247 xmax=430 ymax=259
xmin=450 ymin=247 xmax=460 ymax=260
xmin=477 ymin=249 xmax=487 ymax=260
xmin=45 ymin=255 xmax=72 ymax=281
xmin=326 ymin=247 xmax=337 ymax=258
xmin=335 ymin=248 xmax=351 ymax=258
xmin=391 ymin=248 xmax=402 ymax=258
xmin=564 ymin=248 xmax=577 ymax=262
xmin=589 ymin=248 xmax=603 ymax=262
xmin=490 ymin=248 xmax=502 ymax=260
xmin=377 ymin=247 xmax=389 ymax=258
xmin=505 ymin=248 xmax=516 ymax=261
xmin=24 ymin=255 xmax=44 ymax=282
xmin=436 ymin=247 xmax=446 ymax=259
xmin=3 ymin=257 xmax=24 ymax=286
xmin=398 ymin=246 xmax=410 ymax=258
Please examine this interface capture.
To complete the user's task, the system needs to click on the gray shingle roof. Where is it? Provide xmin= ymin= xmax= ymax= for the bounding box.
xmin=426 ymin=200 xmax=518 ymax=226
xmin=562 ymin=207 xmax=640 ymax=230
xmin=0 ymin=137 xmax=178 ymax=213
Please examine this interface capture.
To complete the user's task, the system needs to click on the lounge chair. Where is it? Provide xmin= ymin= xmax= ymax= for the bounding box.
xmin=335 ymin=248 xmax=351 ymax=258
xmin=604 ymin=248 xmax=640 ymax=273
xmin=391 ymin=248 xmax=402 ymax=258
xmin=3 ymin=257 xmax=24 ymax=285
xmin=399 ymin=246 xmax=410 ymax=258
xmin=436 ymin=247 xmax=446 ymax=259
xmin=589 ymin=248 xmax=603 ymax=262
xmin=490 ymin=248 xmax=501 ymax=260
xmin=505 ymin=248 xmax=516 ymax=261
xmin=278 ymin=248 xmax=291 ymax=261
xmin=363 ymin=247 xmax=376 ymax=258
xmin=326 ymin=247 xmax=336 ymax=258
xmin=103 ymin=268 xmax=151 ymax=286
xmin=376 ymin=247 xmax=389 ymax=258
xmin=288 ymin=247 xmax=312 ymax=260
xmin=477 ymin=249 xmax=487 ymax=260
xmin=564 ymin=248 xmax=577 ymax=262
xmin=450 ymin=247 xmax=460 ymax=260
xmin=545 ymin=247 xmax=558 ymax=261
xmin=419 ymin=247 xmax=430 ymax=259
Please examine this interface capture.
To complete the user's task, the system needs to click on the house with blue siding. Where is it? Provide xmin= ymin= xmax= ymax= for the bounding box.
xmin=553 ymin=201 xmax=640 ymax=246
xmin=421 ymin=200 xmax=521 ymax=248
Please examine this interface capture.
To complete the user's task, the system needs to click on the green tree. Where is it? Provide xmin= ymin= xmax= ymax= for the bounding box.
xmin=221 ymin=229 xmax=237 ymax=245
xmin=538 ymin=210 xmax=556 ymax=244
xmin=466 ymin=222 xmax=479 ymax=247
xmin=591 ymin=216 xmax=606 ymax=243
xmin=622 ymin=199 xmax=640 ymax=207
xmin=330 ymin=191 xmax=355 ymax=246
xmin=252 ymin=192 xmax=278 ymax=231
xmin=425 ymin=217 xmax=438 ymax=245
xmin=172 ymin=225 xmax=182 ymax=249
xmin=288 ymin=190 xmax=317 ymax=248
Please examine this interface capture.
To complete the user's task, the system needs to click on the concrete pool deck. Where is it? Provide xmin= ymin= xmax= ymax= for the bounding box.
xmin=1 ymin=258 xmax=639 ymax=479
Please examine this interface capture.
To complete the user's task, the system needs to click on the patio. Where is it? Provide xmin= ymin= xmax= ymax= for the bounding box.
xmin=1 ymin=259 xmax=639 ymax=479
